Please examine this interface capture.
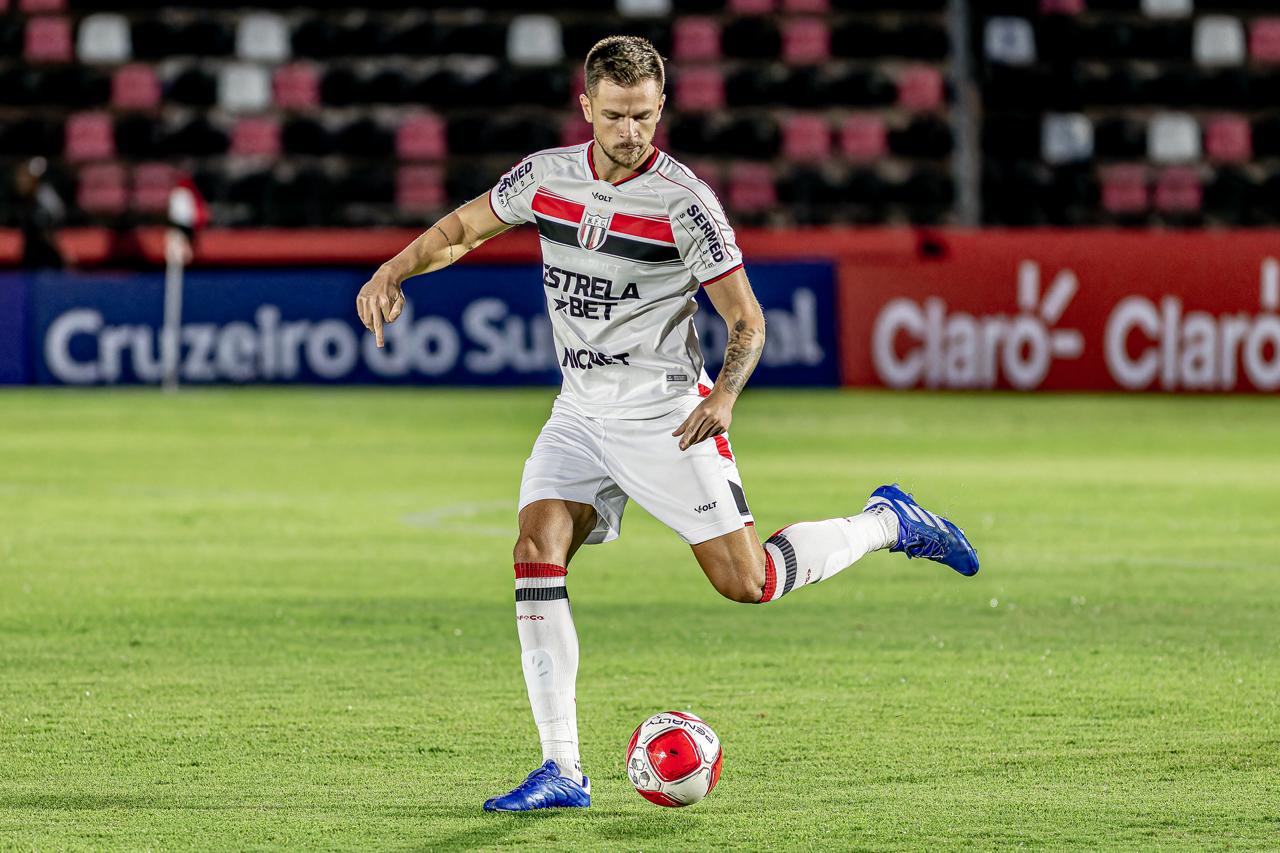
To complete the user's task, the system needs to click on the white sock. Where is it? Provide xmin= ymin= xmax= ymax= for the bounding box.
xmin=514 ymin=562 xmax=582 ymax=783
xmin=758 ymin=508 xmax=898 ymax=603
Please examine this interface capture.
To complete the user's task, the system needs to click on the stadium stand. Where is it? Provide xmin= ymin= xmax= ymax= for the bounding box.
xmin=2 ymin=2 xmax=1275 ymax=230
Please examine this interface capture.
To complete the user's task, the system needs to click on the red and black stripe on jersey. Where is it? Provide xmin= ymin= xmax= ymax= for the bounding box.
xmin=531 ymin=188 xmax=682 ymax=265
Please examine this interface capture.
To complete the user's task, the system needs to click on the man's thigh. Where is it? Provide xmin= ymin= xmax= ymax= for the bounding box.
xmin=602 ymin=402 xmax=754 ymax=545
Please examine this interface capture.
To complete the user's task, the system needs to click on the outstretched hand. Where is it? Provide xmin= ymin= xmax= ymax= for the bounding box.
xmin=355 ymin=273 xmax=405 ymax=347
xmin=672 ymin=392 xmax=734 ymax=451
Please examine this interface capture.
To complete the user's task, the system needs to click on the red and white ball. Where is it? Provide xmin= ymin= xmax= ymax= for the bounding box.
xmin=626 ymin=711 xmax=723 ymax=807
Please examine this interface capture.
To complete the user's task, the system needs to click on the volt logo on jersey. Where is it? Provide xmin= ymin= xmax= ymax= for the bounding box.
xmin=578 ymin=211 xmax=613 ymax=251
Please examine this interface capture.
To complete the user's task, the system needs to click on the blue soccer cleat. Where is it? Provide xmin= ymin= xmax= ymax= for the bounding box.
xmin=483 ymin=760 xmax=591 ymax=812
xmin=864 ymin=484 xmax=980 ymax=576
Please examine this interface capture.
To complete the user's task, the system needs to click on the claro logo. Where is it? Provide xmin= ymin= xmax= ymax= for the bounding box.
xmin=1105 ymin=259 xmax=1280 ymax=391
xmin=872 ymin=261 xmax=1084 ymax=390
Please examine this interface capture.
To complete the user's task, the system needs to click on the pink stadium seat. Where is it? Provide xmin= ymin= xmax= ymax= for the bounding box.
xmin=273 ymin=63 xmax=320 ymax=110
xmin=1154 ymin=167 xmax=1202 ymax=213
xmin=840 ymin=115 xmax=888 ymax=161
xmin=231 ymin=117 xmax=281 ymax=157
xmin=675 ymin=67 xmax=725 ymax=112
xmin=728 ymin=162 xmax=776 ymax=214
xmin=132 ymin=163 xmax=177 ymax=213
xmin=672 ymin=17 xmax=720 ymax=62
xmin=397 ymin=114 xmax=447 ymax=161
xmin=782 ymin=0 xmax=829 ymax=12
xmin=24 ymin=16 xmax=72 ymax=62
xmin=1039 ymin=0 xmax=1084 ymax=13
xmin=684 ymin=159 xmax=726 ymax=201
xmin=21 ymin=0 xmax=65 ymax=11
xmin=65 ymin=112 xmax=114 ymax=162
xmin=1205 ymin=115 xmax=1252 ymax=162
xmin=397 ymin=166 xmax=445 ymax=213
xmin=77 ymin=163 xmax=128 ymax=216
xmin=1101 ymin=165 xmax=1149 ymax=214
xmin=560 ymin=116 xmax=593 ymax=148
xmin=652 ymin=122 xmax=670 ymax=152
xmin=782 ymin=18 xmax=830 ymax=64
xmin=897 ymin=66 xmax=944 ymax=111
xmin=728 ymin=0 xmax=774 ymax=13
xmin=782 ymin=114 xmax=831 ymax=161
xmin=1249 ymin=19 xmax=1280 ymax=63
xmin=111 ymin=64 xmax=160 ymax=110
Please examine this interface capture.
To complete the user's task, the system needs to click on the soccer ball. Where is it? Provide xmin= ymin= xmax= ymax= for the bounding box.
xmin=626 ymin=711 xmax=723 ymax=807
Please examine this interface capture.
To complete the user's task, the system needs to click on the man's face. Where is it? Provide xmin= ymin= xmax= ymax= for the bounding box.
xmin=579 ymin=78 xmax=665 ymax=170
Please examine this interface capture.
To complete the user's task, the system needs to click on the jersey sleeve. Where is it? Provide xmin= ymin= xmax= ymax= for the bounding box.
xmin=671 ymin=185 xmax=744 ymax=286
xmin=487 ymin=156 xmax=541 ymax=226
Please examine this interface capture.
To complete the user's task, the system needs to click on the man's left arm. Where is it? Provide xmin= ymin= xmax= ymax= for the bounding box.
xmin=672 ymin=268 xmax=766 ymax=450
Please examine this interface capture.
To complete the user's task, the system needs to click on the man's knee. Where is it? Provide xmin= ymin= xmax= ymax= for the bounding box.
xmin=513 ymin=533 xmax=564 ymax=566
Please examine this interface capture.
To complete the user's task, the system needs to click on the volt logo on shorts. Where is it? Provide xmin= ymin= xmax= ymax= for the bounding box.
xmin=561 ymin=347 xmax=632 ymax=369
xmin=694 ymin=501 xmax=718 ymax=513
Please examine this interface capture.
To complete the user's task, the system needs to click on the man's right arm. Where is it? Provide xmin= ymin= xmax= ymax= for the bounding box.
xmin=356 ymin=194 xmax=512 ymax=347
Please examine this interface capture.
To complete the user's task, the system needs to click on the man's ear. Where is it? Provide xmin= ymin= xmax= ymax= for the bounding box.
xmin=579 ymin=93 xmax=592 ymax=123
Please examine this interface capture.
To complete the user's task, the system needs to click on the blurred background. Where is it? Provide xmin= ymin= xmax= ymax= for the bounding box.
xmin=1 ymin=0 xmax=1278 ymax=392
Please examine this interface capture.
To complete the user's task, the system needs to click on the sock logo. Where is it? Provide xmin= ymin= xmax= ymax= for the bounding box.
xmin=693 ymin=501 xmax=717 ymax=514
xmin=517 ymin=614 xmax=545 ymax=621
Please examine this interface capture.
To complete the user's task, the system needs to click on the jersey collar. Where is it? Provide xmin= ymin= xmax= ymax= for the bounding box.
xmin=587 ymin=141 xmax=661 ymax=187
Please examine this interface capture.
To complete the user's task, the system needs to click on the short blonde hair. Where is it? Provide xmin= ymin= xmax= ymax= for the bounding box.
xmin=584 ymin=36 xmax=665 ymax=96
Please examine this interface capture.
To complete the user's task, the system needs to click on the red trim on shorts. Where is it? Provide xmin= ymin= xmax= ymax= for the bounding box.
xmin=700 ymin=263 xmax=744 ymax=287
xmin=514 ymin=562 xmax=568 ymax=578
xmin=759 ymin=548 xmax=777 ymax=603
xmin=697 ymin=383 xmax=712 ymax=397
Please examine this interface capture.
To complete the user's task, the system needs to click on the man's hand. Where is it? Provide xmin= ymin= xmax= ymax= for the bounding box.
xmin=356 ymin=271 xmax=406 ymax=347
xmin=672 ymin=391 xmax=734 ymax=451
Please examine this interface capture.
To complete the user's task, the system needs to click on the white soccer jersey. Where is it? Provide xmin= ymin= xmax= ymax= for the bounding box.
xmin=488 ymin=141 xmax=744 ymax=419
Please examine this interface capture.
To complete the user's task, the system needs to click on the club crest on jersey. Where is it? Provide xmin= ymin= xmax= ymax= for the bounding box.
xmin=577 ymin=210 xmax=612 ymax=251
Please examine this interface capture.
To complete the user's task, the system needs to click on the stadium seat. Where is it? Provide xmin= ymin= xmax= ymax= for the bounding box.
xmin=1205 ymin=115 xmax=1251 ymax=162
xmin=397 ymin=114 xmax=447 ymax=161
xmin=25 ymin=16 xmax=73 ymax=62
xmin=1042 ymin=113 xmax=1094 ymax=165
xmin=1100 ymin=165 xmax=1149 ymax=214
xmin=783 ymin=0 xmax=829 ymax=12
xmin=617 ymin=0 xmax=671 ymax=15
xmin=1094 ymin=116 xmax=1147 ymax=157
xmin=727 ymin=162 xmax=776 ymax=214
xmin=1154 ymin=166 xmax=1202 ymax=214
xmin=77 ymin=162 xmax=127 ymax=215
xmin=1141 ymin=0 xmax=1191 ymax=17
xmin=840 ymin=115 xmax=887 ymax=161
xmin=1250 ymin=19 xmax=1280 ymax=63
xmin=720 ymin=116 xmax=780 ymax=158
xmin=507 ymin=16 xmax=563 ymax=66
xmin=231 ymin=117 xmax=281 ymax=158
xmin=111 ymin=64 xmax=159 ymax=110
xmin=396 ymin=165 xmax=445 ymax=214
xmin=1040 ymin=0 xmax=1084 ymax=13
xmin=219 ymin=64 xmax=272 ymax=113
xmin=273 ymin=64 xmax=320 ymax=110
xmin=114 ymin=113 xmax=162 ymax=157
xmin=1205 ymin=166 xmax=1256 ymax=224
xmin=1193 ymin=16 xmax=1245 ymax=66
xmin=291 ymin=17 xmax=338 ymax=58
xmin=984 ymin=17 xmax=1037 ymax=66
xmin=897 ymin=66 xmax=944 ymax=110
xmin=1148 ymin=112 xmax=1200 ymax=163
xmin=21 ymin=0 xmax=64 ymax=11
xmin=782 ymin=18 xmax=830 ymax=64
xmin=336 ymin=118 xmax=393 ymax=157
xmin=675 ymin=67 xmax=725 ymax=112
xmin=673 ymin=17 xmax=720 ymax=61
xmin=129 ymin=19 xmax=178 ymax=61
xmin=76 ymin=13 xmax=130 ymax=63
xmin=178 ymin=20 xmax=234 ymax=57
xmin=169 ymin=67 xmax=217 ymax=107
xmin=236 ymin=13 xmax=290 ymax=63
xmin=781 ymin=114 xmax=831 ymax=161
xmin=890 ymin=115 xmax=954 ymax=158
xmin=728 ymin=0 xmax=775 ymax=13
xmin=131 ymin=162 xmax=175 ymax=213
xmin=559 ymin=115 xmax=594 ymax=147
xmin=167 ymin=117 xmax=228 ymax=157
xmin=895 ymin=22 xmax=950 ymax=59
xmin=831 ymin=20 xmax=890 ymax=58
xmin=64 ymin=111 xmax=113 ymax=162
xmin=283 ymin=118 xmax=333 ymax=156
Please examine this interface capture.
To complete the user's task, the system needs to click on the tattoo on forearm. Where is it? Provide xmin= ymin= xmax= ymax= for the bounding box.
xmin=431 ymin=223 xmax=454 ymax=265
xmin=719 ymin=319 xmax=764 ymax=397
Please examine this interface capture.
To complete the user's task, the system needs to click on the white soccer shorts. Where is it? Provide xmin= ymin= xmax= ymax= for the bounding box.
xmin=518 ymin=396 xmax=755 ymax=545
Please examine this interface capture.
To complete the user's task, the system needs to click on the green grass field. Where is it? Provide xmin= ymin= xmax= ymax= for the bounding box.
xmin=2 ymin=388 xmax=1278 ymax=851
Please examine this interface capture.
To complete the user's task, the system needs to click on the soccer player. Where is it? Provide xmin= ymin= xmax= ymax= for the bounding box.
xmin=356 ymin=36 xmax=979 ymax=812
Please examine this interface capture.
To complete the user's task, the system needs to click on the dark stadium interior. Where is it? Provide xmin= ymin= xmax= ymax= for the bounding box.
xmin=3 ymin=0 xmax=1280 ymax=230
